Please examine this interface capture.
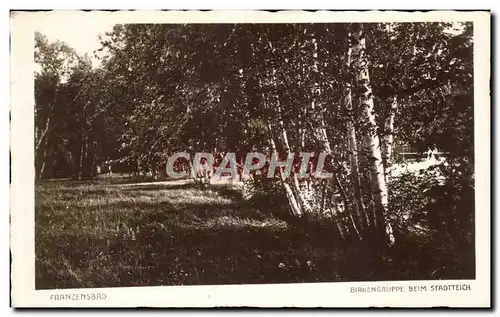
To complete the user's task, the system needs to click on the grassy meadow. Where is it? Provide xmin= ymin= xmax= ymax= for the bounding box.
xmin=36 ymin=177 xmax=352 ymax=289
xmin=35 ymin=176 xmax=473 ymax=289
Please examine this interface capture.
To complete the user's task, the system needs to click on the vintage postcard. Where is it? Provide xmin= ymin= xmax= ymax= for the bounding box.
xmin=10 ymin=10 xmax=490 ymax=307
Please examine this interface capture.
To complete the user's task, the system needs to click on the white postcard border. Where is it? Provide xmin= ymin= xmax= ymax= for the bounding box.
xmin=10 ymin=10 xmax=491 ymax=308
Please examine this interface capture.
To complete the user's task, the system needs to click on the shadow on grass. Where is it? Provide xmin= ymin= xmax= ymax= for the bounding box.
xmin=35 ymin=179 xmax=358 ymax=289
xmin=36 ymin=220 xmax=348 ymax=289
xmin=37 ymin=201 xmax=447 ymax=289
xmin=35 ymin=180 xmax=475 ymax=290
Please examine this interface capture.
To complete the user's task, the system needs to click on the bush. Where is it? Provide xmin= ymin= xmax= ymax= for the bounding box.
xmin=387 ymin=158 xmax=475 ymax=279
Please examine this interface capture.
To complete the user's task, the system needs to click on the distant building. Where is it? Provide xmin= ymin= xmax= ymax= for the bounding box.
xmin=393 ymin=140 xmax=422 ymax=163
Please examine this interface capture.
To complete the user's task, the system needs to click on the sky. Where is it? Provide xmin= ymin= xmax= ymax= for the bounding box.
xmin=35 ymin=15 xmax=116 ymax=68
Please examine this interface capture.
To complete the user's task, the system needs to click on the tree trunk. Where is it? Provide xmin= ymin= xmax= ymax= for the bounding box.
xmin=267 ymin=65 xmax=313 ymax=217
xmin=90 ymin=151 xmax=97 ymax=177
xmin=345 ymin=41 xmax=369 ymax=232
xmin=350 ymin=23 xmax=395 ymax=245
xmin=381 ymin=96 xmax=397 ymax=183
xmin=78 ymin=133 xmax=86 ymax=181
xmin=276 ymin=101 xmax=314 ymax=215
xmin=321 ymin=183 xmax=348 ymax=240
xmin=305 ymin=35 xmax=354 ymax=239
xmin=38 ymin=139 xmax=50 ymax=179
xmin=35 ymin=102 xmax=54 ymax=180
xmin=267 ymin=124 xmax=303 ymax=217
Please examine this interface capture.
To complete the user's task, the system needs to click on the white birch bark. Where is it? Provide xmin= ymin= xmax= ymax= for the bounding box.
xmin=350 ymin=24 xmax=394 ymax=244
xmin=276 ymin=103 xmax=314 ymax=215
xmin=270 ymin=66 xmax=314 ymax=216
xmin=35 ymin=102 xmax=55 ymax=179
xmin=344 ymin=35 xmax=369 ymax=232
xmin=267 ymin=124 xmax=303 ymax=217
xmin=306 ymin=36 xmax=355 ymax=239
xmin=381 ymin=96 xmax=397 ymax=183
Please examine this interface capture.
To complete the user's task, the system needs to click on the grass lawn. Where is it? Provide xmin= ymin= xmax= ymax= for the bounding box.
xmin=35 ymin=176 xmax=474 ymax=289
xmin=35 ymin=177 xmax=355 ymax=289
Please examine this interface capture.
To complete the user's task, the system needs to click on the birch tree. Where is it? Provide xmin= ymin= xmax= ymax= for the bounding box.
xmin=349 ymin=23 xmax=395 ymax=244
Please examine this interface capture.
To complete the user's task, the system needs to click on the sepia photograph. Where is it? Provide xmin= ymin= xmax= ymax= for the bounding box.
xmin=10 ymin=10 xmax=491 ymax=307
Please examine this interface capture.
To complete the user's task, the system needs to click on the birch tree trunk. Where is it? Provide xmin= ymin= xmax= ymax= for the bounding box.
xmin=78 ymin=135 xmax=86 ymax=180
xmin=345 ymin=41 xmax=370 ymax=232
xmin=350 ymin=24 xmax=395 ymax=245
xmin=313 ymin=122 xmax=353 ymax=239
xmin=381 ymin=96 xmax=397 ymax=183
xmin=38 ymin=139 xmax=50 ymax=179
xmin=306 ymin=37 xmax=352 ymax=239
xmin=267 ymin=124 xmax=303 ymax=217
xmin=321 ymin=183 xmax=348 ymax=240
xmin=256 ymin=64 xmax=304 ymax=217
xmin=269 ymin=64 xmax=313 ymax=216
xmin=35 ymin=102 xmax=55 ymax=180
xmin=276 ymin=102 xmax=314 ymax=215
